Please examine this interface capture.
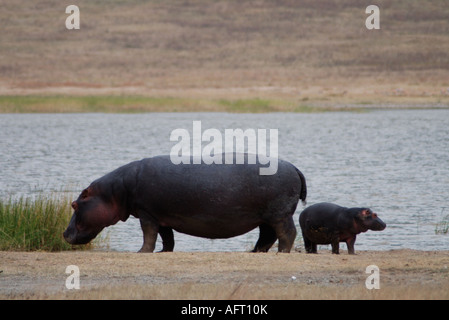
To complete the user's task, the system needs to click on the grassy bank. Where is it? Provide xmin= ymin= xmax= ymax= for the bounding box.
xmin=1 ymin=94 xmax=447 ymax=113
xmin=0 ymin=94 xmax=351 ymax=113
xmin=0 ymin=195 xmax=92 ymax=251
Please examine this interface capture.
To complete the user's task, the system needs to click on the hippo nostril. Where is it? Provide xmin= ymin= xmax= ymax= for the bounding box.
xmin=375 ymin=221 xmax=386 ymax=231
xmin=63 ymin=231 xmax=70 ymax=242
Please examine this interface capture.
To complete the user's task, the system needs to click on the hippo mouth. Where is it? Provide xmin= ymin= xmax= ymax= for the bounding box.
xmin=371 ymin=220 xmax=387 ymax=231
xmin=63 ymin=229 xmax=99 ymax=245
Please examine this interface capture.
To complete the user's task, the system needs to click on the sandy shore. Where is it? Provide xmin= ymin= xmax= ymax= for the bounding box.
xmin=1 ymin=249 xmax=448 ymax=300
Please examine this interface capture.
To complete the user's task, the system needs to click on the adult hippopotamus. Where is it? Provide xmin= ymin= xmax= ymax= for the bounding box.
xmin=299 ymin=202 xmax=386 ymax=254
xmin=63 ymin=153 xmax=307 ymax=253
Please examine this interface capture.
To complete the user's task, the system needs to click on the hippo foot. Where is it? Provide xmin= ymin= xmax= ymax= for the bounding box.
xmin=138 ymin=245 xmax=155 ymax=253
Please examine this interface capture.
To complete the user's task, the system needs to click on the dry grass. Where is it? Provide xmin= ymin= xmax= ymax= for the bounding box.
xmin=36 ymin=282 xmax=449 ymax=300
xmin=1 ymin=250 xmax=448 ymax=299
xmin=0 ymin=0 xmax=448 ymax=109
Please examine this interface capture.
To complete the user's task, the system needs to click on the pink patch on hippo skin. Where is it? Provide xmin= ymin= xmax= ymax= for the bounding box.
xmin=87 ymin=201 xmax=120 ymax=228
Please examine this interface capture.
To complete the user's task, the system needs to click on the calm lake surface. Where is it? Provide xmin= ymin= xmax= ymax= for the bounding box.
xmin=1 ymin=110 xmax=448 ymax=252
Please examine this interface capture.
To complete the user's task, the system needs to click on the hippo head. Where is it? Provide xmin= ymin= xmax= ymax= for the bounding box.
xmin=63 ymin=184 xmax=124 ymax=245
xmin=355 ymin=208 xmax=386 ymax=232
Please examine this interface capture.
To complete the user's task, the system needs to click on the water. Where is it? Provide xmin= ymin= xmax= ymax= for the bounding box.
xmin=1 ymin=110 xmax=448 ymax=252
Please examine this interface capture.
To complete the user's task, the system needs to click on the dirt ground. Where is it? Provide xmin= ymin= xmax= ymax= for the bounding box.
xmin=1 ymin=249 xmax=448 ymax=300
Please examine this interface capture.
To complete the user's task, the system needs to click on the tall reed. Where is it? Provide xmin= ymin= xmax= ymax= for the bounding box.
xmin=0 ymin=194 xmax=93 ymax=251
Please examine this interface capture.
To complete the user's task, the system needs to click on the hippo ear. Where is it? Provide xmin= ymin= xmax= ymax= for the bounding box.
xmin=356 ymin=209 xmax=370 ymax=220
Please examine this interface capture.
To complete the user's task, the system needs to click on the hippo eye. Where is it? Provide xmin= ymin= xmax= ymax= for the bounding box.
xmin=80 ymin=189 xmax=89 ymax=199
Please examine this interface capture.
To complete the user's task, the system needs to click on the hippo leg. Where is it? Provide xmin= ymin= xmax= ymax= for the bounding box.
xmin=303 ymin=236 xmax=317 ymax=253
xmin=138 ymin=218 xmax=158 ymax=253
xmin=346 ymin=235 xmax=356 ymax=255
xmin=331 ymin=238 xmax=340 ymax=254
xmin=252 ymin=223 xmax=277 ymax=252
xmin=158 ymin=226 xmax=175 ymax=252
xmin=272 ymin=216 xmax=296 ymax=253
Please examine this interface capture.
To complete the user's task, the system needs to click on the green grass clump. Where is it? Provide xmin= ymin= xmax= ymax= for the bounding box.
xmin=435 ymin=214 xmax=449 ymax=235
xmin=0 ymin=95 xmax=188 ymax=113
xmin=0 ymin=195 xmax=93 ymax=251
xmin=218 ymin=98 xmax=277 ymax=113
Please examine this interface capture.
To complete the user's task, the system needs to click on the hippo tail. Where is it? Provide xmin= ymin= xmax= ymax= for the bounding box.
xmin=295 ymin=167 xmax=307 ymax=205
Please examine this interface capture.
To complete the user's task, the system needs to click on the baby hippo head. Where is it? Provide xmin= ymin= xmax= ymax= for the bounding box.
xmin=356 ymin=208 xmax=387 ymax=232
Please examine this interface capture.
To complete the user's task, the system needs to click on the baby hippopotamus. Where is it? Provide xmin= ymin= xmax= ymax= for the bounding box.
xmin=299 ymin=202 xmax=386 ymax=254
